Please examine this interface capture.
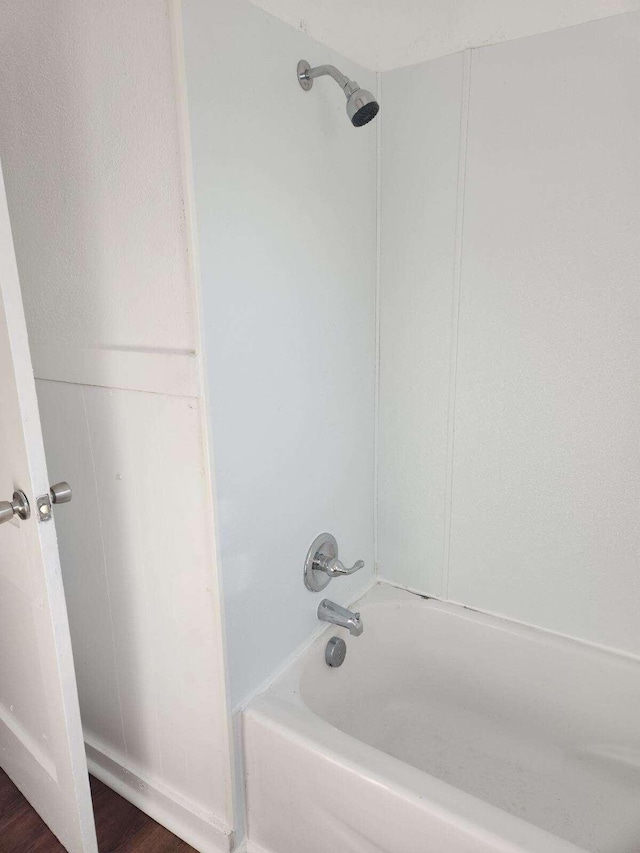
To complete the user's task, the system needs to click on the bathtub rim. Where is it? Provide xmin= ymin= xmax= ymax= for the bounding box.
xmin=265 ymin=582 xmax=640 ymax=708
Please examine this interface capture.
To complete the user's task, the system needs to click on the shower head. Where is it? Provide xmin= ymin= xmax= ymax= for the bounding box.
xmin=297 ymin=60 xmax=380 ymax=127
xmin=346 ymin=87 xmax=379 ymax=127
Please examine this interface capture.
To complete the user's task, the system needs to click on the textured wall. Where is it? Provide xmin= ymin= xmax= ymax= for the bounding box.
xmin=379 ymin=12 xmax=640 ymax=656
xmin=183 ymin=0 xmax=377 ymax=709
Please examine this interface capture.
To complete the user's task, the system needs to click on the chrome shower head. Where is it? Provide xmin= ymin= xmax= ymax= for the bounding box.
xmin=297 ymin=60 xmax=380 ymax=127
xmin=346 ymin=87 xmax=379 ymax=127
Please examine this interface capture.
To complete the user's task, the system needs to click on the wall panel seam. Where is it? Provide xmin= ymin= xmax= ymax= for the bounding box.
xmin=442 ymin=48 xmax=472 ymax=599
xmin=373 ymin=69 xmax=382 ymax=576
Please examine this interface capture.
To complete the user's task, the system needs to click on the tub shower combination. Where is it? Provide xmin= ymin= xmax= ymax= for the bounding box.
xmin=240 ymin=57 xmax=639 ymax=853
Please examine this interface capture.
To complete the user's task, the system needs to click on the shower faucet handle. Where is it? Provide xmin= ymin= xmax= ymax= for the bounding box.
xmin=304 ymin=533 xmax=364 ymax=592
xmin=323 ymin=557 xmax=365 ymax=577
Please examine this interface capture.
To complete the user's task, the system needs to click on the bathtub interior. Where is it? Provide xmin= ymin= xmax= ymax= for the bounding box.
xmin=284 ymin=584 xmax=640 ymax=853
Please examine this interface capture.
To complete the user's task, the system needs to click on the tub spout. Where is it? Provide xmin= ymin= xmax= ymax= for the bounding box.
xmin=318 ymin=599 xmax=363 ymax=637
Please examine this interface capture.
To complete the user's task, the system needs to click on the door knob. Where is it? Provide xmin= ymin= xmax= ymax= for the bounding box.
xmin=0 ymin=490 xmax=30 ymax=525
xmin=37 ymin=482 xmax=72 ymax=521
xmin=50 ymin=482 xmax=72 ymax=504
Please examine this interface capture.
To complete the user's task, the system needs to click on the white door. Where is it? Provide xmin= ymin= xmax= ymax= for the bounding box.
xmin=0 ymin=160 xmax=97 ymax=850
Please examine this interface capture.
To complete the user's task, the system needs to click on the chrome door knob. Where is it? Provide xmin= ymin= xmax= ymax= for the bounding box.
xmin=0 ymin=490 xmax=30 ymax=525
xmin=50 ymin=482 xmax=72 ymax=504
xmin=36 ymin=482 xmax=72 ymax=522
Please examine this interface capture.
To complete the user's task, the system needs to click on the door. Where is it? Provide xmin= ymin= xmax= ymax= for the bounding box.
xmin=0 ymin=159 xmax=97 ymax=850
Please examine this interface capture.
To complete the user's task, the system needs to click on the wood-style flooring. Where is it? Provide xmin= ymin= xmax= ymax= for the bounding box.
xmin=0 ymin=769 xmax=197 ymax=852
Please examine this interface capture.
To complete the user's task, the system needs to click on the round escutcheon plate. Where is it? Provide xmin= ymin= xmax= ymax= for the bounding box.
xmin=297 ymin=60 xmax=313 ymax=91
xmin=303 ymin=532 xmax=337 ymax=592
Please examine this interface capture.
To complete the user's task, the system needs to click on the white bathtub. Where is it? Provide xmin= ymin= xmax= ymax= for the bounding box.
xmin=243 ymin=584 xmax=640 ymax=853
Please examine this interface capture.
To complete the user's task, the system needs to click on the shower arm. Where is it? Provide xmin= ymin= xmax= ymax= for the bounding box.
xmin=298 ymin=64 xmax=359 ymax=97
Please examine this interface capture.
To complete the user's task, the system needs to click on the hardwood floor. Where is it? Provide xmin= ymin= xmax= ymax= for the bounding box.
xmin=0 ymin=770 xmax=197 ymax=852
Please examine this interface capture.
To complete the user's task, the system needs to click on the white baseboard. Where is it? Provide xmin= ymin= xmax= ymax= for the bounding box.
xmin=85 ymin=737 xmax=233 ymax=853
xmin=232 ymin=838 xmax=271 ymax=853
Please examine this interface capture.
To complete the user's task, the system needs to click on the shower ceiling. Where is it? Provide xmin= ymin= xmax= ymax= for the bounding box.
xmin=250 ymin=0 xmax=640 ymax=70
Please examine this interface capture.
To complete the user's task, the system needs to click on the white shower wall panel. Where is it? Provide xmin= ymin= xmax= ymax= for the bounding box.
xmin=448 ymin=11 xmax=640 ymax=653
xmin=378 ymin=52 xmax=465 ymax=596
xmin=183 ymin=0 xmax=377 ymax=709
xmin=378 ymin=11 xmax=640 ymax=658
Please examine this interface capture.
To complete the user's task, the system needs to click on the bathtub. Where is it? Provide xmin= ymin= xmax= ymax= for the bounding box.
xmin=243 ymin=584 xmax=640 ymax=853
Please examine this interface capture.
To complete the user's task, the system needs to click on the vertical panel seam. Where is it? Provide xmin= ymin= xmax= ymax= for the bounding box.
xmin=81 ymin=386 xmax=128 ymax=758
xmin=373 ymin=69 xmax=382 ymax=576
xmin=442 ymin=49 xmax=472 ymax=600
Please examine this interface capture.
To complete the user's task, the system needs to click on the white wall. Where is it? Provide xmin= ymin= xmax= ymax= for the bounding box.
xmin=0 ymin=2 xmax=195 ymax=354
xmin=0 ymin=2 xmax=234 ymax=851
xmin=378 ymin=52 xmax=465 ymax=596
xmin=182 ymin=0 xmax=377 ymax=710
xmin=250 ymin=0 xmax=640 ymax=71
xmin=379 ymin=11 xmax=640 ymax=657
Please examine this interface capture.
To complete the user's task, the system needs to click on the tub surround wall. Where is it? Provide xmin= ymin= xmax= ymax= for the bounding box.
xmin=0 ymin=2 xmax=233 ymax=850
xmin=378 ymin=11 xmax=640 ymax=657
xmin=378 ymin=51 xmax=466 ymax=597
xmin=182 ymin=0 xmax=377 ymax=711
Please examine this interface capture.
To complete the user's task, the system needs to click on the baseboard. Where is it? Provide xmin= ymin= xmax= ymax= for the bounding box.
xmin=232 ymin=837 xmax=271 ymax=853
xmin=85 ymin=737 xmax=233 ymax=853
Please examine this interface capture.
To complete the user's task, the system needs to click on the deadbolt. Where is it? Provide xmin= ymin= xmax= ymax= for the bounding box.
xmin=0 ymin=490 xmax=31 ymax=525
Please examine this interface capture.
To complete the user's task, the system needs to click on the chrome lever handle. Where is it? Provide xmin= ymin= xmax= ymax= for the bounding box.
xmin=304 ymin=533 xmax=365 ymax=592
xmin=323 ymin=557 xmax=365 ymax=577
